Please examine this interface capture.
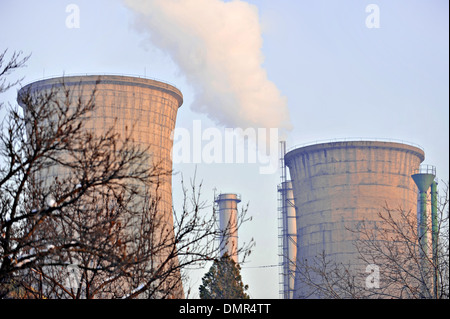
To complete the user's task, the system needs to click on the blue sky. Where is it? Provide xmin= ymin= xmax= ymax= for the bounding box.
xmin=1 ymin=0 xmax=448 ymax=299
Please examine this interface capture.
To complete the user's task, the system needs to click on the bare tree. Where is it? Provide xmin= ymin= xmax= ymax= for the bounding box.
xmin=173 ymin=175 xmax=254 ymax=299
xmin=354 ymin=184 xmax=449 ymax=299
xmin=294 ymin=251 xmax=363 ymax=299
xmin=16 ymin=174 xmax=253 ymax=299
xmin=0 ymin=49 xmax=30 ymax=97
xmin=0 ymin=50 xmax=163 ymax=298
xmin=0 ymin=50 xmax=253 ymax=299
xmin=294 ymin=183 xmax=449 ymax=299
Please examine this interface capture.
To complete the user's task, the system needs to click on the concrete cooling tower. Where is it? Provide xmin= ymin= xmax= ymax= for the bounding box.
xmin=17 ymin=75 xmax=184 ymax=298
xmin=284 ymin=140 xmax=425 ymax=298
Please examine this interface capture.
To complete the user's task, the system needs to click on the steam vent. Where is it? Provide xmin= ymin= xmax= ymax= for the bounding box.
xmin=18 ymin=75 xmax=184 ymax=298
xmin=284 ymin=140 xmax=425 ymax=298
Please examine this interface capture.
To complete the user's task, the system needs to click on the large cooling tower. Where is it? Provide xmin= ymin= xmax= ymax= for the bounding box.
xmin=284 ymin=140 xmax=425 ymax=298
xmin=18 ymin=75 xmax=184 ymax=298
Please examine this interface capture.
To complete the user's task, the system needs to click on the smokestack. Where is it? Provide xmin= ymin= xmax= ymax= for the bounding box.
xmin=215 ymin=193 xmax=241 ymax=264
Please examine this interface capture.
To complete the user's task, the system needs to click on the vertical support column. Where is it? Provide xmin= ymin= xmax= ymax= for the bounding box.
xmin=280 ymin=181 xmax=297 ymax=299
xmin=431 ymin=180 xmax=439 ymax=298
xmin=411 ymin=165 xmax=436 ymax=298
xmin=278 ymin=141 xmax=297 ymax=299
xmin=418 ymin=190 xmax=428 ymax=256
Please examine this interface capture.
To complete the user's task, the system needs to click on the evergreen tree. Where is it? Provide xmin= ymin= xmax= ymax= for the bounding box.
xmin=199 ymin=255 xmax=249 ymax=299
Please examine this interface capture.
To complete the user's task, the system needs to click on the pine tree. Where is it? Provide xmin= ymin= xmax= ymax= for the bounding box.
xmin=199 ymin=254 xmax=250 ymax=299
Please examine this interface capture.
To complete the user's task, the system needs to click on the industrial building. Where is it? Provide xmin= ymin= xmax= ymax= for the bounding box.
xmin=279 ymin=140 xmax=426 ymax=298
xmin=18 ymin=75 xmax=184 ymax=298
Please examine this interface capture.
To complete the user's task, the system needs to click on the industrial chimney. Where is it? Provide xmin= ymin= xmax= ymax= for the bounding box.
xmin=215 ymin=193 xmax=241 ymax=264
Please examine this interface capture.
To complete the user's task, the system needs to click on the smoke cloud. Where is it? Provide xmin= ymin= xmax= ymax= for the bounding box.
xmin=124 ymin=0 xmax=292 ymax=133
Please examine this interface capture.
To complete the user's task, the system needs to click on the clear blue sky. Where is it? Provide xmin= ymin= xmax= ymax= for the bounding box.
xmin=1 ymin=0 xmax=448 ymax=299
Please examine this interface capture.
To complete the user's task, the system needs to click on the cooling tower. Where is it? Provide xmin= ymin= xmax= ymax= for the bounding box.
xmin=284 ymin=140 xmax=425 ymax=298
xmin=215 ymin=193 xmax=241 ymax=264
xmin=17 ymin=75 xmax=184 ymax=298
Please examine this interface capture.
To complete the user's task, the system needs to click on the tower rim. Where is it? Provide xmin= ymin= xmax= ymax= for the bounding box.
xmin=17 ymin=74 xmax=183 ymax=108
xmin=285 ymin=139 xmax=425 ymax=166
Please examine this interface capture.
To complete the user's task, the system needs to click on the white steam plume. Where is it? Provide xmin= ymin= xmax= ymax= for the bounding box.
xmin=124 ymin=0 xmax=292 ymax=133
